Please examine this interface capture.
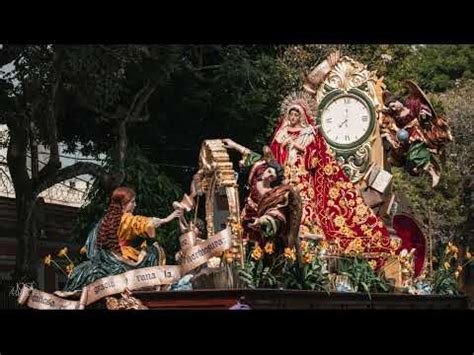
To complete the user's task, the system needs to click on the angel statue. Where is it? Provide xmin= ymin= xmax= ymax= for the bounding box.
xmin=381 ymin=80 xmax=453 ymax=187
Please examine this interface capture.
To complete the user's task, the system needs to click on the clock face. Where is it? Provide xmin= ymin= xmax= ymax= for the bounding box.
xmin=320 ymin=94 xmax=373 ymax=147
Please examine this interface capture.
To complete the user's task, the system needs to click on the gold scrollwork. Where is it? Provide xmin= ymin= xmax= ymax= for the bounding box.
xmin=316 ymin=56 xmax=379 ymax=105
xmin=199 ymin=140 xmax=244 ymax=265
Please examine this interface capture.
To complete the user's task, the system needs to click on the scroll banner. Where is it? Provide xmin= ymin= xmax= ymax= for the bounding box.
xmin=18 ymin=226 xmax=232 ymax=310
xmin=179 ymin=231 xmax=197 ymax=250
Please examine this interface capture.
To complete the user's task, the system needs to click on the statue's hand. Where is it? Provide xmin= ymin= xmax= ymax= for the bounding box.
xmin=171 ymin=209 xmax=182 ymax=220
xmin=222 ymin=138 xmax=237 ymax=150
xmin=281 ymin=137 xmax=292 ymax=149
xmin=158 ymin=210 xmax=182 ymax=226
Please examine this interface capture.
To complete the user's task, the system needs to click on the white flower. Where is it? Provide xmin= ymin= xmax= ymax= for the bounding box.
xmin=207 ymin=257 xmax=221 ymax=268
xmin=381 ymin=54 xmax=392 ymax=63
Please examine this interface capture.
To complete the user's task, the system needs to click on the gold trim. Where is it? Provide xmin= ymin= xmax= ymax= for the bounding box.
xmin=199 ymin=140 xmax=244 ymax=266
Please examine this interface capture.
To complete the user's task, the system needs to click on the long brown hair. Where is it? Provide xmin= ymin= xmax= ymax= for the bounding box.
xmin=97 ymin=187 xmax=136 ymax=253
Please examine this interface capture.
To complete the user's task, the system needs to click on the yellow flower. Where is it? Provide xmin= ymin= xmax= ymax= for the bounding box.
xmin=303 ymin=253 xmax=313 ymax=264
xmin=225 ymin=250 xmax=234 ymax=263
xmin=377 ymin=221 xmax=384 ymax=228
xmin=338 ymin=199 xmax=346 ymax=207
xmin=328 ymin=199 xmax=335 ymax=207
xmin=445 ymin=242 xmax=455 ymax=255
xmin=334 ymin=215 xmax=345 ymax=228
xmin=65 ymin=263 xmax=75 ymax=275
xmin=348 ymin=199 xmax=356 ymax=207
xmin=356 ymin=204 xmax=368 ymax=217
xmin=466 ymin=251 xmax=472 ymax=260
xmin=308 ymin=188 xmax=315 ymax=199
xmin=298 ymin=165 xmax=306 ymax=175
xmin=58 ymin=247 xmax=68 ymax=258
xmin=311 ymin=157 xmax=319 ymax=168
xmin=284 ymin=247 xmax=296 ymax=262
xmin=444 ymin=262 xmax=451 ymax=270
xmin=345 ymin=238 xmax=364 ymax=254
xmin=340 ymin=225 xmax=353 ymax=237
xmin=364 ymin=227 xmax=373 ymax=237
xmin=80 ymin=246 xmax=87 ymax=255
xmin=329 ymin=187 xmax=340 ymax=200
xmin=251 ymin=245 xmax=263 ymax=261
xmin=360 ymin=224 xmax=368 ymax=232
xmin=454 ymin=271 xmax=460 ymax=279
xmin=356 ymin=197 xmax=363 ymax=204
xmin=264 ymin=242 xmax=274 ymax=255
xmin=323 ymin=164 xmax=334 ymax=176
xmin=368 ymin=260 xmax=377 ymax=270
xmin=320 ymin=240 xmax=329 ymax=250
xmin=43 ymin=255 xmax=52 ymax=266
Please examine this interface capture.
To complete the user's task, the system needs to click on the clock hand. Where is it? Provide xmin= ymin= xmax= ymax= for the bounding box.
xmin=338 ymin=119 xmax=348 ymax=128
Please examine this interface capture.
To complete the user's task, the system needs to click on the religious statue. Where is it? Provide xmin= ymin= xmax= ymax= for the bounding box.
xmin=222 ymin=142 xmax=302 ymax=256
xmin=381 ymin=80 xmax=453 ymax=187
xmin=268 ymin=92 xmax=396 ymax=267
xmin=399 ymin=248 xmax=416 ymax=288
xmin=62 ymin=187 xmax=180 ymax=293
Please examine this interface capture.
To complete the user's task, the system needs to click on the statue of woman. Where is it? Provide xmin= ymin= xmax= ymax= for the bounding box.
xmin=269 ymin=94 xmax=396 ymax=266
xmin=63 ymin=187 xmax=180 ymax=292
xmin=224 ymin=91 xmax=397 ymax=268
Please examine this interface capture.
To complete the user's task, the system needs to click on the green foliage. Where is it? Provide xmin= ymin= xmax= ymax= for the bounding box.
xmin=432 ymin=266 xmax=460 ymax=296
xmin=392 ymin=165 xmax=465 ymax=245
xmin=238 ymin=242 xmax=330 ymax=291
xmin=280 ymin=256 xmax=330 ymax=292
xmin=3 ymin=44 xmax=473 ymax=282
xmin=338 ymin=257 xmax=389 ymax=296
xmin=391 ymin=79 xmax=474 ymax=249
xmin=431 ymin=242 xmax=473 ymax=295
xmin=238 ymin=245 xmax=282 ymax=289
xmin=74 ymin=147 xmax=183 ymax=263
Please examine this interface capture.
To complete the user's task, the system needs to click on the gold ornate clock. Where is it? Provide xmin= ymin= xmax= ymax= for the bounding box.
xmin=308 ymin=56 xmax=386 ymax=182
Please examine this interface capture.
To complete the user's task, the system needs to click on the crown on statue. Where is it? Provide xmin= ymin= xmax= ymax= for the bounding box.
xmin=280 ymin=91 xmax=318 ymax=118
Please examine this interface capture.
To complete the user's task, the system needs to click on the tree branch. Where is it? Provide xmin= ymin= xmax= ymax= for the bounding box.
xmin=128 ymin=81 xmax=157 ymax=122
xmin=33 ymin=161 xmax=106 ymax=196
xmin=6 ymin=113 xmax=31 ymax=195
xmin=38 ymin=47 xmax=63 ymax=180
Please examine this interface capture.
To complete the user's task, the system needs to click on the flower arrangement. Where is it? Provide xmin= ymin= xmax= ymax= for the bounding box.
xmin=238 ymin=239 xmax=330 ymax=291
xmin=43 ymin=246 xmax=83 ymax=277
xmin=430 ymin=242 xmax=473 ymax=295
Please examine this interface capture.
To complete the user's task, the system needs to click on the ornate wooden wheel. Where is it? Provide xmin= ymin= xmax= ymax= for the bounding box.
xmin=199 ymin=139 xmax=244 ymax=266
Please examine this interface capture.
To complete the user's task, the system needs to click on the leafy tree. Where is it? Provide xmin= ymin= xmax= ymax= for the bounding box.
xmin=0 ymin=44 xmax=182 ymax=282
